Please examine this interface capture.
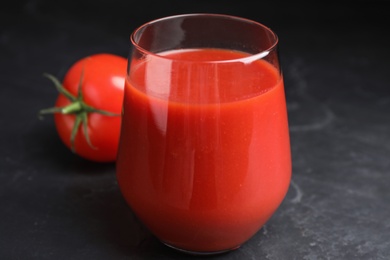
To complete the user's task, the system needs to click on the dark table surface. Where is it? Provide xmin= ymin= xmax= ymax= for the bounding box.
xmin=1 ymin=1 xmax=390 ymax=259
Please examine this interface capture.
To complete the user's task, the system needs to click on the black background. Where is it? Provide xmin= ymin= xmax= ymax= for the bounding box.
xmin=1 ymin=1 xmax=390 ymax=259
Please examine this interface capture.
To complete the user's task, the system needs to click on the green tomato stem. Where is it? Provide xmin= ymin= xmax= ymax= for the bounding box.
xmin=61 ymin=102 xmax=82 ymax=114
xmin=39 ymin=71 xmax=120 ymax=153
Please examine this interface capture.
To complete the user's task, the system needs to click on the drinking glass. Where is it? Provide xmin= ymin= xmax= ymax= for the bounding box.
xmin=116 ymin=13 xmax=291 ymax=255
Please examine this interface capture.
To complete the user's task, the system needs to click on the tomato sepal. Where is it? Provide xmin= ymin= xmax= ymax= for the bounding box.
xmin=39 ymin=71 xmax=120 ymax=153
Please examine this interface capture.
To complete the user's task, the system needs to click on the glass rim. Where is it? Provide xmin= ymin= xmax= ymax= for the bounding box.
xmin=130 ymin=13 xmax=279 ymax=64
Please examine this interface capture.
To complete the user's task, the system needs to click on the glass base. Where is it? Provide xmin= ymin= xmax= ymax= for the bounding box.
xmin=162 ymin=241 xmax=240 ymax=256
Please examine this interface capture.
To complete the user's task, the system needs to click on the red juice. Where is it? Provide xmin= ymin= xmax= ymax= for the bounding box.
xmin=116 ymin=48 xmax=291 ymax=253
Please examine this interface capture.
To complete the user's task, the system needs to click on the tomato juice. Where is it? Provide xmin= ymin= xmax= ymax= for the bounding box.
xmin=116 ymin=48 xmax=291 ymax=253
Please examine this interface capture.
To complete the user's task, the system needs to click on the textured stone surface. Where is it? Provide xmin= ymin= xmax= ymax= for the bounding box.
xmin=1 ymin=1 xmax=389 ymax=259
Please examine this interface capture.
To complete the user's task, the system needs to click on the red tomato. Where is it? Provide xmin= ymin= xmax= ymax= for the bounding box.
xmin=41 ymin=53 xmax=127 ymax=162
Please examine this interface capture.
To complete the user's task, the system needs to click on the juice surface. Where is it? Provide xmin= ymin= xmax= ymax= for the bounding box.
xmin=116 ymin=48 xmax=291 ymax=252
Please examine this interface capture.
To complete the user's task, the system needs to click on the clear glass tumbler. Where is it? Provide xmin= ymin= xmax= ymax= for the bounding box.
xmin=116 ymin=13 xmax=291 ymax=255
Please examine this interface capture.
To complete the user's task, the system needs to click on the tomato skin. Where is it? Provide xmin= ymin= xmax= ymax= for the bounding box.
xmin=53 ymin=53 xmax=127 ymax=162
